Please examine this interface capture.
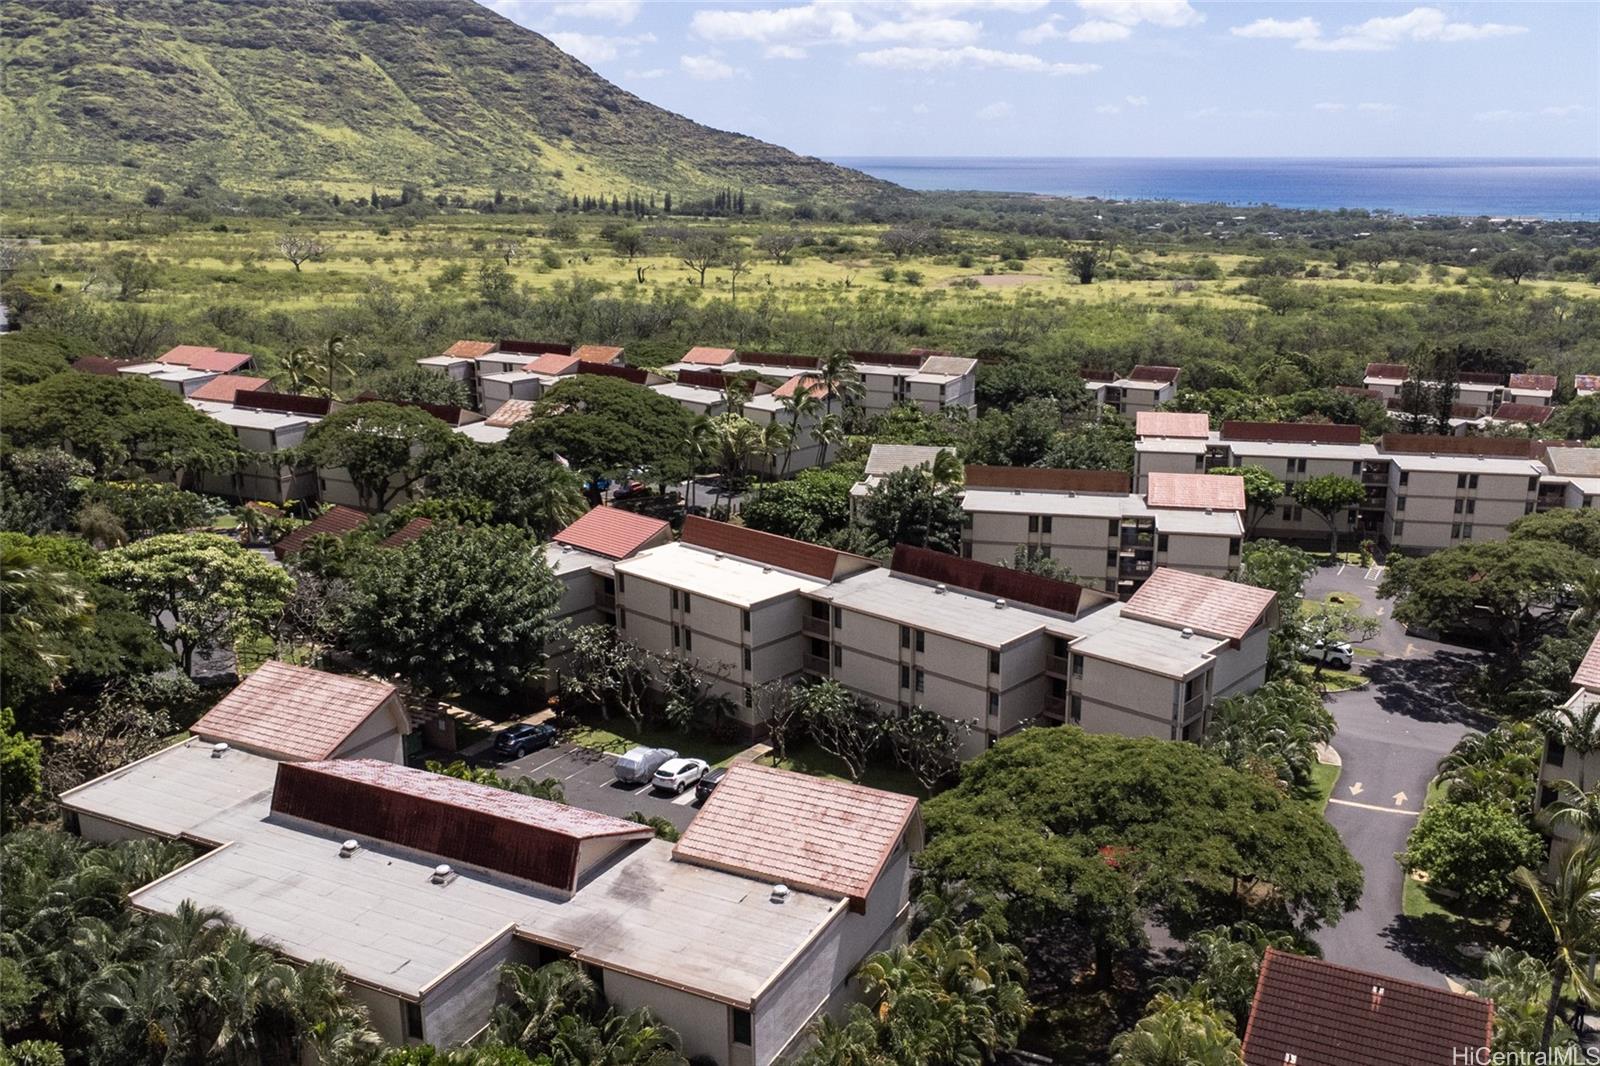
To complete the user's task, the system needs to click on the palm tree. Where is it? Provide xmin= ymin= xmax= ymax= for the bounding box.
xmin=928 ymin=447 xmax=963 ymax=489
xmin=708 ymin=415 xmax=761 ymax=517
xmin=778 ymin=388 xmax=823 ymax=476
xmin=811 ymin=412 xmax=845 ymax=467
xmin=1111 ymin=992 xmax=1245 ymax=1066
xmin=817 ymin=350 xmax=864 ymax=423
xmin=757 ymin=421 xmax=792 ymax=482
xmin=682 ymin=419 xmax=716 ymax=512
xmin=1513 ymin=842 xmax=1600 ymax=1051
xmin=1 ymin=544 xmax=92 ymax=680
xmin=1472 ymin=947 xmax=1580 ymax=1052
xmin=797 ymin=1005 xmax=887 ymax=1066
xmin=274 ymin=345 xmax=324 ymax=394
xmin=1546 ymin=780 xmax=1600 ymax=838
xmin=530 ymin=466 xmax=588 ymax=537
xmin=1541 ymin=701 xmax=1600 ymax=794
xmin=316 ymin=334 xmax=360 ymax=400
xmin=492 ymin=961 xmax=597 ymax=1051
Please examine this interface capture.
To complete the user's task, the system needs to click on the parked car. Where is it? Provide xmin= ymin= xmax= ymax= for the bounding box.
xmin=493 ymin=722 xmax=558 ymax=759
xmin=1299 ymin=640 xmax=1354 ymax=671
xmin=652 ymin=757 xmax=710 ymax=794
xmin=695 ymin=766 xmax=727 ymax=803
xmin=614 ymin=745 xmax=678 ymax=785
xmin=612 ymin=480 xmax=651 ymax=501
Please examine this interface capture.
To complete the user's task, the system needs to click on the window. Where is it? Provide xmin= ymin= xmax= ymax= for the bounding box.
xmin=1042 ymin=516 xmax=1053 ymax=534
xmin=1396 ymin=496 xmax=1406 ymax=512
xmin=618 ymin=608 xmax=627 ymax=629
xmin=1469 ymin=474 xmax=1479 ymax=490
xmin=671 ymin=624 xmax=680 ymax=647
xmin=900 ymin=664 xmax=911 ymax=690
xmin=670 ymin=589 xmax=679 ymax=610
xmin=988 ymin=649 xmax=1000 ymax=674
xmin=602 ymin=576 xmax=615 ymax=595
xmin=1281 ymin=504 xmax=1294 ymax=521
xmin=811 ymin=600 xmax=829 ymax=620
xmin=1462 ymin=524 xmax=1473 ymax=539
xmin=914 ymin=668 xmax=925 ymax=693
xmin=1050 ymin=677 xmax=1066 ymax=697
xmin=1454 ymin=498 xmax=1465 ymax=514
xmin=742 ymin=610 xmax=750 ymax=632
xmin=1393 ymin=520 xmax=1405 ymax=536
xmin=988 ymin=691 xmax=1000 ymax=715
xmin=1040 ymin=544 xmax=1052 ymax=558
xmin=1106 ymin=548 xmax=1118 ymax=566
xmin=1466 ymin=498 xmax=1476 ymax=515
xmin=1451 ymin=523 xmax=1461 ymax=540
xmin=1069 ymin=694 xmax=1082 ymax=724
xmin=404 ymin=1001 xmax=424 ymax=1041
xmin=1398 ymin=471 xmax=1409 ymax=487
xmin=742 ymin=647 xmax=751 ymax=671
xmin=1108 ymin=519 xmax=1119 ymax=537
xmin=833 ymin=607 xmax=843 ymax=629
xmin=1529 ymin=476 xmax=1541 ymax=492
xmin=810 ymin=637 xmax=828 ymax=657
xmin=1295 ymin=458 xmax=1308 ymax=474
xmin=1185 ymin=676 xmax=1205 ymax=702
xmin=1548 ymin=738 xmax=1567 ymax=767
xmin=833 ymin=644 xmax=843 ymax=667
xmin=1351 ymin=462 xmax=1362 ymax=476
xmin=1228 ymin=538 xmax=1241 ymax=556
xmin=682 ymin=592 xmax=691 ymax=614
xmin=1456 ymin=473 xmax=1468 ymax=490
xmin=1028 ymin=515 xmax=1039 ymax=533
xmin=1071 ymin=654 xmax=1084 ymax=679
xmin=1157 ymin=534 xmax=1169 ymax=553
xmin=915 ymin=630 xmax=925 ymax=652
xmin=732 ymin=1008 xmax=752 ymax=1046
xmin=900 ymin=625 xmax=911 ymax=649
xmin=743 ymin=687 xmax=752 ymax=709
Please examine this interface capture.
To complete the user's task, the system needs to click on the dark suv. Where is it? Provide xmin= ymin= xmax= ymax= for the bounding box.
xmin=494 ymin=723 xmax=558 ymax=759
xmin=695 ymin=767 xmax=728 ymax=803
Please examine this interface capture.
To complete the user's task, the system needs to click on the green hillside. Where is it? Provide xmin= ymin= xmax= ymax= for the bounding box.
xmin=0 ymin=0 xmax=894 ymax=203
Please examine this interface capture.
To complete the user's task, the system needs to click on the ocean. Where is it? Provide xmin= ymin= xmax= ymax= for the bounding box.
xmin=828 ymin=157 xmax=1600 ymax=221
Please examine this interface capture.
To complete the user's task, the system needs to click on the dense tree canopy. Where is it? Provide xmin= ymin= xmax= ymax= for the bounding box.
xmin=510 ymin=375 xmax=697 ymax=480
xmin=429 ymin=445 xmax=588 ymax=536
xmin=740 ymin=466 xmax=858 ymax=543
xmin=296 ymin=401 xmax=460 ymax=511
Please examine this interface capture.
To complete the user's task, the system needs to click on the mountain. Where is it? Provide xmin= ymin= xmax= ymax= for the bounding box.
xmin=0 ymin=0 xmax=894 ymax=203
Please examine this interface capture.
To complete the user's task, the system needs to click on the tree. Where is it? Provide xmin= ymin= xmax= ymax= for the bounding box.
xmin=1041 ymin=411 xmax=1135 ymax=471
xmin=1491 ymin=249 xmax=1539 ymax=285
xmin=859 ymin=465 xmax=964 ymax=556
xmin=1290 ymin=475 xmax=1364 ymax=557
xmin=98 ymin=533 xmax=293 ymax=674
xmin=1 ymin=541 xmax=92 ymax=686
xmin=346 ymin=524 xmax=561 ymax=696
xmin=678 ymin=233 xmax=724 ymax=286
xmin=1297 ymin=598 xmax=1380 ymax=678
xmin=1509 ymin=506 xmax=1600 ymax=560
xmin=1066 ymin=243 xmax=1110 ymax=285
xmin=1000 ymin=545 xmax=1082 ymax=582
xmin=431 ymin=447 xmax=587 ymax=537
xmin=608 ymin=227 xmax=646 ymax=260
xmin=1513 ymin=844 xmax=1600 ymax=1051
xmin=1211 ymin=465 xmax=1284 ymax=536
xmin=922 ymin=729 xmax=1362 ymax=985
xmin=494 ymin=238 xmax=521 ymax=265
xmin=725 ymin=243 xmax=753 ymax=303
xmin=368 ymin=366 xmax=472 ymax=408
xmin=1 ymin=448 xmax=90 ymax=534
xmin=751 ymin=680 xmax=808 ymax=765
xmin=427 ymin=760 xmax=565 ymax=803
xmin=755 ymin=230 xmax=802 ymax=264
xmin=1180 ymin=923 xmax=1300 ymax=1035
xmin=297 ymin=402 xmax=460 ymax=511
xmin=0 ymin=707 xmax=43 ymax=832
xmin=1436 ymin=722 xmax=1542 ymax=812
xmin=1471 ymin=948 xmax=1579 ymax=1053
xmin=276 ymin=233 xmax=328 ymax=272
xmin=105 ymin=251 xmax=157 ymax=301
xmin=815 ymin=350 xmax=864 ymax=423
xmin=1111 ymin=992 xmax=1244 ymax=1066
xmin=1399 ymin=800 xmax=1542 ymax=908
xmin=511 ymin=376 xmax=696 ymax=481
xmin=1203 ymin=681 xmax=1335 ymax=789
xmin=1380 ymin=540 xmax=1593 ymax=658
xmin=559 ymin=625 xmax=656 ymax=727
xmin=796 ymin=681 xmax=883 ymax=783
xmin=79 ymin=480 xmax=215 ymax=540
xmin=885 ymin=705 xmax=968 ymax=791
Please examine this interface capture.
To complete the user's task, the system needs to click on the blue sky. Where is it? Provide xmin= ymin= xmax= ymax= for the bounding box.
xmin=478 ymin=1 xmax=1598 ymax=158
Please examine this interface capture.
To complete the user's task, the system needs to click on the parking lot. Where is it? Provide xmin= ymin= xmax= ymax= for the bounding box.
xmin=484 ymin=741 xmax=709 ymax=832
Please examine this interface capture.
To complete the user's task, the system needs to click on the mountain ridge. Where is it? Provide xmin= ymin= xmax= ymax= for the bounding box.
xmin=0 ymin=0 xmax=895 ymax=203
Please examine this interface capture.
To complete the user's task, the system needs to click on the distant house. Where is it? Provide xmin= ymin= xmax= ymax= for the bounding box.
xmin=1535 ymin=628 xmax=1600 ymax=867
xmin=189 ymin=660 xmax=410 ymax=764
xmin=1082 ymin=365 xmax=1181 ymax=419
xmin=159 ymin=345 xmax=257 ymax=374
xmin=272 ymin=504 xmax=368 ymax=558
xmin=1241 ymin=949 xmax=1491 ymax=1066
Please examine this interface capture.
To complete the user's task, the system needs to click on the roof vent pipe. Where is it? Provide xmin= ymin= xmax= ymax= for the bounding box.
xmin=771 ymin=884 xmax=790 ymax=904
xmin=934 ymin=584 xmax=947 ymax=595
xmin=1181 ymin=627 xmax=1195 ymax=638
xmin=339 ymin=839 xmax=360 ymax=858
xmin=995 ymin=598 xmax=1007 ymax=609
xmin=431 ymin=864 xmax=454 ymax=885
xmin=211 ymin=742 xmax=229 ymax=758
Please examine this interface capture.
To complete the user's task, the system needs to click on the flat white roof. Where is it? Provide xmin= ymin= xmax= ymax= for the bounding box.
xmin=615 ymin=542 xmax=827 ymax=607
xmin=70 ymin=740 xmax=842 ymax=1006
xmin=456 ymin=423 xmax=511 ymax=444
xmin=962 ymin=489 xmax=1240 ymax=536
xmin=1384 ymin=453 xmax=1544 ymax=475
xmin=545 ymin=542 xmax=608 ymax=577
xmin=811 ymin=568 xmax=1058 ymax=649
xmin=650 ymin=383 xmax=725 ymax=406
xmin=1136 ymin=439 xmax=1209 ymax=455
xmin=1222 ymin=441 xmax=1381 ymax=462
xmin=188 ymin=400 xmax=313 ymax=431
xmin=1065 ymin=612 xmax=1220 ymax=679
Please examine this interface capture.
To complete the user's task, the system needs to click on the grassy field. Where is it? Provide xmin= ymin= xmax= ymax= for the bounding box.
xmin=1299 ymin=759 xmax=1341 ymax=811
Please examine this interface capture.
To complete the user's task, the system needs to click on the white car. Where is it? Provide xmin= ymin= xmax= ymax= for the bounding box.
xmin=1300 ymin=640 xmax=1354 ymax=671
xmin=651 ymin=757 xmax=710 ymax=794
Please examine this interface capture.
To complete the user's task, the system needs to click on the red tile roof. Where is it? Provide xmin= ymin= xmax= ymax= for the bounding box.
xmin=1241 ymin=949 xmax=1492 ymax=1066
xmin=189 ymin=374 xmax=272 ymax=404
xmin=1145 ymin=472 xmax=1246 ymax=512
xmin=554 ymin=505 xmax=670 ymax=560
xmin=1135 ymin=411 xmax=1210 ymax=438
xmin=158 ymin=346 xmax=254 ymax=373
xmin=680 ymin=515 xmax=867 ymax=581
xmin=273 ymin=505 xmax=368 ymax=558
xmin=683 ymin=346 xmax=737 ymax=365
xmin=1508 ymin=373 xmax=1558 ymax=392
xmin=1577 ymin=374 xmax=1600 ymax=393
xmin=573 ymin=344 xmax=624 ymax=364
xmin=1223 ymin=420 xmax=1363 ymax=445
xmin=1490 ymin=402 xmax=1555 ymax=425
xmin=484 ymin=399 xmax=536 ymax=427
xmin=772 ymin=373 xmax=829 ymax=399
xmin=891 ymin=544 xmax=1112 ymax=617
xmin=271 ymin=759 xmax=653 ymax=893
xmin=191 ymin=661 xmax=403 ymax=761
xmin=963 ymin=466 xmax=1131 ymax=494
xmin=1123 ymin=568 xmax=1276 ymax=643
xmin=1575 ymin=631 xmax=1600 ymax=692
xmin=522 ymin=353 xmax=580 ymax=376
xmin=673 ymin=763 xmax=920 ymax=908
xmin=1365 ymin=362 xmax=1411 ymax=381
xmin=1129 ymin=364 xmax=1181 ymax=384
xmin=378 ymin=517 xmax=433 ymax=548
xmin=71 ymin=355 xmax=134 ymax=375
xmin=443 ymin=340 xmax=496 ymax=359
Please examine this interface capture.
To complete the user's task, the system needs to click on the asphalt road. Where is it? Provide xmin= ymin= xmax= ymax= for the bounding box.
xmin=1306 ymin=563 xmax=1493 ymax=986
xmin=486 ymin=742 xmax=707 ymax=832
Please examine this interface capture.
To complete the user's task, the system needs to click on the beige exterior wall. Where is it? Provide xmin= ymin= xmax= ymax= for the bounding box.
xmin=420 ymin=929 xmax=521 ymax=1047
xmin=1386 ymin=466 xmax=1538 ymax=554
xmin=316 ymin=466 xmax=423 ymax=512
xmin=333 ymin=705 xmax=406 ymax=763
xmin=1134 ymin=447 xmax=1207 ymax=491
xmin=1228 ymin=452 xmax=1367 ymax=542
xmin=480 ymin=375 xmax=544 ymax=415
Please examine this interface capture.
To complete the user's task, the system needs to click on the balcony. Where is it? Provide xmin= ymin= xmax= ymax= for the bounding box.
xmin=802 ymin=615 xmax=830 ymax=638
xmin=1119 ymin=528 xmax=1155 ymax=548
xmin=1361 ymin=468 xmax=1389 ymax=486
xmin=803 ymin=654 xmax=830 ymax=676
xmin=1183 ymin=691 xmax=1207 ymax=720
xmin=595 ymin=590 xmax=615 ymax=610
xmin=1041 ymin=696 xmax=1066 ymax=721
xmin=1045 ymin=653 xmax=1071 ymax=676
xmin=1119 ymin=558 xmax=1154 ymax=578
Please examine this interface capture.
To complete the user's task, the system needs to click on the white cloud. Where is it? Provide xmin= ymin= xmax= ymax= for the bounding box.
xmin=1477 ymin=104 xmax=1590 ymax=122
xmin=976 ymin=100 xmax=1014 ymax=120
xmin=1075 ymin=0 xmax=1202 ymax=29
xmin=765 ymin=44 xmax=808 ymax=59
xmin=1068 ymin=20 xmax=1132 ymax=43
xmin=1231 ymin=17 xmax=1320 ymax=41
xmin=690 ymin=4 xmax=980 ymax=50
xmin=1542 ymin=104 xmax=1590 ymax=117
xmin=855 ymin=45 xmax=1099 ymax=75
xmin=1125 ymin=95 xmax=1147 ymax=107
xmin=1313 ymin=101 xmax=1347 ymax=112
xmin=1017 ymin=17 xmax=1064 ymax=44
xmin=545 ymin=31 xmax=655 ymax=64
xmin=901 ymin=0 xmax=1047 ymax=13
xmin=548 ymin=0 xmax=641 ymax=26
xmin=680 ymin=53 xmax=737 ymax=80
xmin=1357 ymin=102 xmax=1396 ymax=113
xmin=1237 ymin=7 xmax=1529 ymax=52
xmin=624 ymin=67 xmax=669 ymax=79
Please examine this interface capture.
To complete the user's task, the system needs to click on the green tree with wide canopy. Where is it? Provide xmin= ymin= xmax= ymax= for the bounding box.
xmin=296 ymin=401 xmax=460 ymax=512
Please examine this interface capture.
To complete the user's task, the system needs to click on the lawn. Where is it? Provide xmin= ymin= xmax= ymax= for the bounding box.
xmin=1297 ymin=759 xmax=1341 ymax=811
xmin=1400 ymin=777 xmax=1513 ymax=969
